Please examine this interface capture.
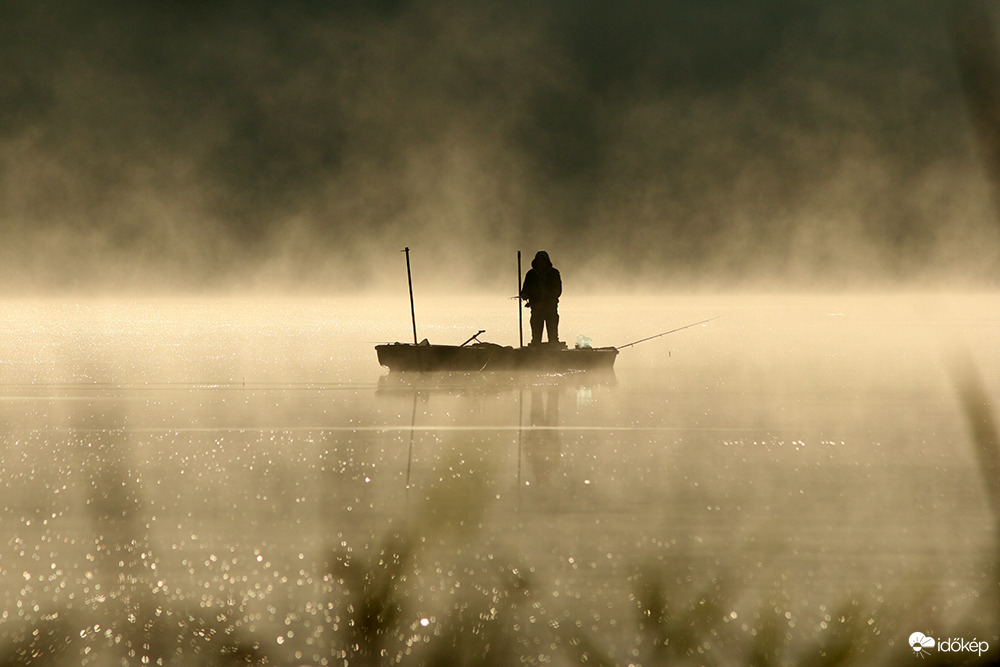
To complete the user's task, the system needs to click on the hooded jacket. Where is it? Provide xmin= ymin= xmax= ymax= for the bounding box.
xmin=519 ymin=251 xmax=561 ymax=309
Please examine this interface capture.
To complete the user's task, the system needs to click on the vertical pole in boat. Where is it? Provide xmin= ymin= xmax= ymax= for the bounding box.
xmin=517 ymin=250 xmax=524 ymax=348
xmin=403 ymin=247 xmax=417 ymax=345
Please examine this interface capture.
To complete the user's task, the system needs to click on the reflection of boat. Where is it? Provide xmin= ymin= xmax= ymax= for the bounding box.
xmin=375 ymin=341 xmax=618 ymax=373
xmin=375 ymin=366 xmax=617 ymax=396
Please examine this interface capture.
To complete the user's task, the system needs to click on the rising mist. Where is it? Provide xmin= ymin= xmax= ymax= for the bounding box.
xmin=1 ymin=0 xmax=999 ymax=292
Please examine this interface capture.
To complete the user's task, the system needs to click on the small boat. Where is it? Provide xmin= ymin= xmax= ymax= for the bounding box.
xmin=374 ymin=248 xmax=714 ymax=374
xmin=376 ymin=340 xmax=618 ymax=373
xmin=376 ymin=248 xmax=617 ymax=374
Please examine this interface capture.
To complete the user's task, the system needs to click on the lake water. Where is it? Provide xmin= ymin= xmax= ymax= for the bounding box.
xmin=0 ymin=292 xmax=997 ymax=666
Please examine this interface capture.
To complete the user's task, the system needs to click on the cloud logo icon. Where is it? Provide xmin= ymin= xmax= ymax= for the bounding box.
xmin=910 ymin=632 xmax=935 ymax=656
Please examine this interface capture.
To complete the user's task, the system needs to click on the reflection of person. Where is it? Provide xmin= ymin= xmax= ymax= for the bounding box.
xmin=519 ymin=250 xmax=562 ymax=345
xmin=525 ymin=386 xmax=560 ymax=485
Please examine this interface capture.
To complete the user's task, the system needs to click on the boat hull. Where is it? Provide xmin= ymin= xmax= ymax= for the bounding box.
xmin=376 ymin=342 xmax=618 ymax=373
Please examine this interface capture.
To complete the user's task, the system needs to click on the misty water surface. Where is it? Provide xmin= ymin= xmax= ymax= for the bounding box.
xmin=0 ymin=293 xmax=997 ymax=665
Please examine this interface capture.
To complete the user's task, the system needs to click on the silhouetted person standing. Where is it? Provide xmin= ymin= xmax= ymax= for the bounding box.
xmin=520 ymin=250 xmax=561 ymax=345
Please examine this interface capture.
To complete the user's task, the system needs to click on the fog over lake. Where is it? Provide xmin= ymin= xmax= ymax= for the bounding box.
xmin=3 ymin=0 xmax=1000 ymax=291
xmin=4 ymin=0 xmax=1000 ymax=663
xmin=0 ymin=293 xmax=997 ymax=665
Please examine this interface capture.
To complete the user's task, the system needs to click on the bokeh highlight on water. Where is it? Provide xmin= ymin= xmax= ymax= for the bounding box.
xmin=0 ymin=293 xmax=997 ymax=665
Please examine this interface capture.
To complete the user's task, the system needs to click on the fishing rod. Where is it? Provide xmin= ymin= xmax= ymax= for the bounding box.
xmin=617 ymin=316 xmax=720 ymax=349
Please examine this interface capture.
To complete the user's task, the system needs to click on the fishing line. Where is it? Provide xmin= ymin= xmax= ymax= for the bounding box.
xmin=616 ymin=316 xmax=721 ymax=349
